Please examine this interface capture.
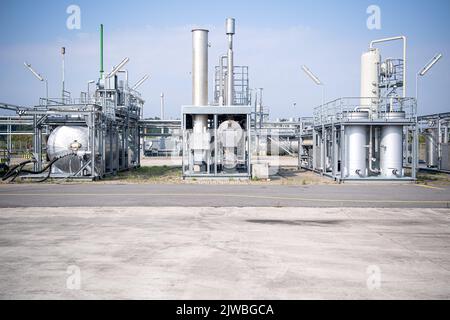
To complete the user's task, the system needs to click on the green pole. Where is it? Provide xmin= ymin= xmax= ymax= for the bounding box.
xmin=100 ymin=24 xmax=104 ymax=78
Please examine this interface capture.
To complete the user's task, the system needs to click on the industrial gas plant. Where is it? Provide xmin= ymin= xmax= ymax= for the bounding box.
xmin=0 ymin=18 xmax=448 ymax=182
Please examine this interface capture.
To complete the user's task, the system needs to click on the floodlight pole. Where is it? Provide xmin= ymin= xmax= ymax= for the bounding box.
xmin=416 ymin=53 xmax=443 ymax=103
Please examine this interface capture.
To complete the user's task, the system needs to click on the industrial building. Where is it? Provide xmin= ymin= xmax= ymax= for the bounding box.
xmin=300 ymin=37 xmax=419 ymax=182
xmin=1 ymin=19 xmax=449 ymax=183
xmin=1 ymin=25 xmax=147 ymax=181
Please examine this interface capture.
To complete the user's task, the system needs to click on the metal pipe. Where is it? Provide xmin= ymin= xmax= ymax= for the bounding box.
xmin=131 ymin=74 xmax=149 ymax=91
xmin=192 ymin=29 xmax=209 ymax=106
xmin=117 ymin=70 xmax=128 ymax=87
xmin=354 ymin=106 xmax=371 ymax=112
xmin=107 ymin=57 xmax=130 ymax=79
xmin=23 ymin=63 xmax=48 ymax=106
xmin=370 ymin=36 xmax=407 ymax=97
xmin=226 ymin=18 xmax=235 ymax=106
xmin=160 ymin=93 xmax=165 ymax=120
xmin=419 ymin=53 xmax=443 ymax=76
xmin=191 ymin=28 xmax=209 ymax=165
xmin=416 ymin=53 xmax=443 ymax=112
xmin=100 ymin=24 xmax=104 ymax=78
xmin=62 ymin=47 xmax=65 ymax=103
xmin=45 ymin=80 xmax=48 ymax=107
xmin=368 ymin=125 xmax=380 ymax=174
xmin=444 ymin=125 xmax=449 ymax=144
xmin=87 ymin=80 xmax=95 ymax=102
xmin=438 ymin=120 xmax=442 ymax=169
xmin=91 ymin=112 xmax=96 ymax=178
xmin=258 ymin=88 xmax=264 ymax=129
xmin=219 ymin=55 xmax=227 ymax=106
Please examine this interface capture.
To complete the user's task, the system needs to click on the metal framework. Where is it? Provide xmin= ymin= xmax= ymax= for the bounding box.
xmin=418 ymin=112 xmax=450 ymax=172
xmin=214 ymin=66 xmax=250 ymax=106
xmin=140 ymin=119 xmax=182 ymax=157
xmin=303 ymin=97 xmax=418 ymax=182
xmin=181 ymin=106 xmax=252 ymax=178
xmin=0 ymin=77 xmax=143 ymax=181
xmin=298 ymin=117 xmax=314 ymax=169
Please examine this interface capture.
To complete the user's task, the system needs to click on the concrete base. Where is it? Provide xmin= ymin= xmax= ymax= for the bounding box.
xmin=0 ymin=207 xmax=449 ymax=299
xmin=252 ymin=162 xmax=270 ymax=180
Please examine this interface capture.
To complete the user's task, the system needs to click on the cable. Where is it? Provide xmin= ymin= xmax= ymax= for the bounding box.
xmin=2 ymin=154 xmax=74 ymax=183
xmin=2 ymin=160 xmax=34 ymax=181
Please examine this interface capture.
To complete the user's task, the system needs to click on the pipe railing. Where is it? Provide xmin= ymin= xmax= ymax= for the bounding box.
xmin=313 ymin=97 xmax=417 ymax=126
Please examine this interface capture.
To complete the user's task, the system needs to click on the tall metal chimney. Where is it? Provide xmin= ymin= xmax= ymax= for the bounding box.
xmin=160 ymin=92 xmax=165 ymax=120
xmin=192 ymin=29 xmax=209 ymax=107
xmin=191 ymin=29 xmax=209 ymax=165
xmin=226 ymin=18 xmax=235 ymax=106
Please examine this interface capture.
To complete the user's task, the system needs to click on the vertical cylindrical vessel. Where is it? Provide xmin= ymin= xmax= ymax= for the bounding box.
xmin=345 ymin=112 xmax=369 ymax=177
xmin=345 ymin=126 xmax=368 ymax=177
xmin=380 ymin=126 xmax=403 ymax=177
xmin=192 ymin=29 xmax=209 ymax=107
xmin=226 ymin=18 xmax=235 ymax=106
xmin=425 ymin=128 xmax=438 ymax=167
xmin=360 ymin=48 xmax=380 ymax=113
xmin=191 ymin=29 xmax=209 ymax=165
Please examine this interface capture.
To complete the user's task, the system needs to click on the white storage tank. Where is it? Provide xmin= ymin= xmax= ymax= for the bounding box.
xmin=345 ymin=111 xmax=369 ymax=177
xmin=380 ymin=112 xmax=405 ymax=177
xmin=360 ymin=48 xmax=381 ymax=113
xmin=425 ymin=128 xmax=439 ymax=168
xmin=47 ymin=126 xmax=90 ymax=174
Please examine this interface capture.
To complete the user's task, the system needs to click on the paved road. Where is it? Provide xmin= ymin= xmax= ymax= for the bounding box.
xmin=0 ymin=183 xmax=449 ymax=208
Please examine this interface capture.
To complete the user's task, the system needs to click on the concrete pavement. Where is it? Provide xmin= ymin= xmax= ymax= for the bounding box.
xmin=0 ymin=207 xmax=449 ymax=299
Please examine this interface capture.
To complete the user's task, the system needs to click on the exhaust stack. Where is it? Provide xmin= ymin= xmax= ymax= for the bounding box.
xmin=191 ymin=29 xmax=209 ymax=165
xmin=226 ymin=18 xmax=235 ymax=106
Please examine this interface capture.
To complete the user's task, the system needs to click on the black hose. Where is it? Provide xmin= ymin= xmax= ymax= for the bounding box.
xmin=2 ymin=160 xmax=34 ymax=181
xmin=34 ymin=164 xmax=53 ymax=183
xmin=19 ymin=156 xmax=62 ymax=175
xmin=2 ymin=154 xmax=73 ymax=183
xmin=10 ymin=162 xmax=30 ymax=183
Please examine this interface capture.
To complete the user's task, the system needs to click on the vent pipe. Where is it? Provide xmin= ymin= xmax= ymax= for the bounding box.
xmin=192 ymin=29 xmax=209 ymax=106
xmin=191 ymin=28 xmax=209 ymax=165
xmin=100 ymin=24 xmax=104 ymax=78
xmin=226 ymin=18 xmax=235 ymax=106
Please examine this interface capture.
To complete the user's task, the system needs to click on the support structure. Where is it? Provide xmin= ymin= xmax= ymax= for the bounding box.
xmin=182 ymin=18 xmax=252 ymax=179
xmin=301 ymin=97 xmax=418 ymax=182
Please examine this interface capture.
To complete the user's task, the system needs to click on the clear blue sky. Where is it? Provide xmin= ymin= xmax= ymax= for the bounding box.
xmin=1 ymin=0 xmax=449 ymax=118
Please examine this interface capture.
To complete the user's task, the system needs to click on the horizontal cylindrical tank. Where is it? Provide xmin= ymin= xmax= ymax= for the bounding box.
xmin=425 ymin=128 xmax=438 ymax=168
xmin=345 ymin=112 xmax=369 ymax=177
xmin=47 ymin=126 xmax=89 ymax=174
